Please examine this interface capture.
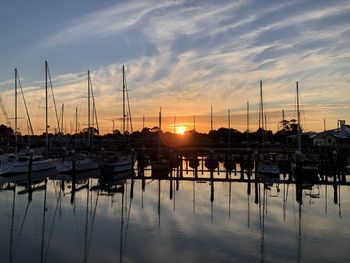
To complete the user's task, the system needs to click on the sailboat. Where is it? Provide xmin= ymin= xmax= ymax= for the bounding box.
xmin=256 ymin=80 xmax=280 ymax=182
xmin=151 ymin=107 xmax=171 ymax=178
xmin=223 ymin=109 xmax=236 ymax=172
xmin=205 ymin=106 xmax=219 ymax=172
xmin=5 ymin=65 xmax=57 ymax=175
xmin=290 ymin=82 xmax=319 ymax=182
xmin=5 ymin=154 xmax=56 ymax=175
xmin=57 ymin=70 xmax=98 ymax=173
xmin=0 ymin=152 xmax=12 ymax=175
xmin=99 ymin=65 xmax=134 ymax=176
xmin=240 ymin=102 xmax=254 ymax=173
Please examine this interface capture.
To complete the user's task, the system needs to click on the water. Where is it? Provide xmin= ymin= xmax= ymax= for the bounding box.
xmin=0 ymin=169 xmax=350 ymax=262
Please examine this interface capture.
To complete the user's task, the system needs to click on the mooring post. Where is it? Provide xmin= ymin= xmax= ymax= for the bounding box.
xmin=131 ymin=148 xmax=135 ymax=177
xmin=169 ymin=176 xmax=173 ymax=200
xmin=210 ymin=169 xmax=214 ymax=202
xmin=201 ymin=155 xmax=204 ymax=175
xmin=247 ymin=169 xmax=251 ymax=196
xmin=217 ymin=153 xmax=220 ymax=175
xmin=71 ymin=150 xmax=76 ymax=205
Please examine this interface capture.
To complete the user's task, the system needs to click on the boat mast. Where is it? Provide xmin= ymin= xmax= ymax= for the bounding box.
xmin=88 ymin=70 xmax=91 ymax=150
xmin=75 ymin=107 xmax=78 ymax=148
xmin=210 ymin=105 xmax=213 ymax=131
xmin=45 ymin=61 xmax=49 ymax=155
xmin=122 ymin=65 xmax=126 ymax=134
xmin=296 ymin=81 xmax=301 ymax=152
xmin=260 ymin=80 xmax=264 ymax=145
xmin=193 ymin=115 xmax=196 ymax=132
xmin=125 ymin=70 xmax=133 ymax=133
xmin=158 ymin=107 xmax=162 ymax=158
xmin=14 ymin=68 xmax=18 ymax=152
xmin=61 ymin=103 xmax=64 ymax=134
xmin=247 ymin=101 xmax=250 ymax=148
xmin=228 ymin=109 xmax=231 ymax=153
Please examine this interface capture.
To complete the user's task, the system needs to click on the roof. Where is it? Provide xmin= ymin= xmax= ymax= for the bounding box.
xmin=314 ymin=127 xmax=350 ymax=140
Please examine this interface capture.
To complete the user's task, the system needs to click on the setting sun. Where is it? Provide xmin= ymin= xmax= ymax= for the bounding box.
xmin=176 ymin=126 xmax=186 ymax=135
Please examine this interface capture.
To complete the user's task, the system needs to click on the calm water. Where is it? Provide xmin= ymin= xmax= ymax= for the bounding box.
xmin=0 ymin=168 xmax=350 ymax=263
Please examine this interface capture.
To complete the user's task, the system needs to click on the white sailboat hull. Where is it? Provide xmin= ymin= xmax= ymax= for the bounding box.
xmin=7 ymin=158 xmax=57 ymax=174
xmin=57 ymin=159 xmax=98 ymax=173
xmin=100 ymin=154 xmax=134 ymax=174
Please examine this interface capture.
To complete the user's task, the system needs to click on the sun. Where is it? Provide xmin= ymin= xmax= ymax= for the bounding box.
xmin=177 ymin=126 xmax=186 ymax=135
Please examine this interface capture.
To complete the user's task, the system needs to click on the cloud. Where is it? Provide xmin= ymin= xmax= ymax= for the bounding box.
xmin=41 ymin=1 xmax=183 ymax=48
xmin=9 ymin=0 xmax=350 ymax=134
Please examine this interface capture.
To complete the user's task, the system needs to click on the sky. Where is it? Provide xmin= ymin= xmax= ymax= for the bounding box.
xmin=0 ymin=0 xmax=350 ymax=135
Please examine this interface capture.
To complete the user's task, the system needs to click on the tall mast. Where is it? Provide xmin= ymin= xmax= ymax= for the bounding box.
xmin=61 ymin=103 xmax=64 ymax=134
xmin=45 ymin=61 xmax=49 ymax=154
xmin=247 ymin=101 xmax=250 ymax=147
xmin=259 ymin=80 xmax=265 ymax=144
xmin=159 ymin=107 xmax=162 ymax=131
xmin=193 ymin=115 xmax=196 ymax=132
xmin=228 ymin=109 xmax=231 ymax=153
xmin=14 ymin=68 xmax=18 ymax=152
xmin=75 ymin=107 xmax=78 ymax=148
xmin=210 ymin=105 xmax=213 ymax=131
xmin=122 ymin=65 xmax=126 ymax=134
xmin=158 ymin=107 xmax=162 ymax=158
xmin=296 ymin=81 xmax=301 ymax=152
xmin=125 ymin=69 xmax=133 ymax=133
xmin=87 ymin=70 xmax=91 ymax=150
xmin=260 ymin=80 xmax=264 ymax=145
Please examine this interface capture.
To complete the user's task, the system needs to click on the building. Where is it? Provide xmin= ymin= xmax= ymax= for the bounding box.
xmin=313 ymin=120 xmax=350 ymax=148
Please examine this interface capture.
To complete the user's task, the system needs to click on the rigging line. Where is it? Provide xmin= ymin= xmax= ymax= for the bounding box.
xmin=285 ymin=183 xmax=290 ymax=220
xmin=89 ymin=78 xmax=99 ymax=133
xmin=87 ymin=190 xmax=99 ymax=259
xmin=119 ymin=190 xmax=125 ymax=263
xmin=40 ymin=181 xmax=48 ymax=263
xmin=13 ymin=201 xmax=31 ymax=257
xmin=125 ymin=77 xmax=133 ymax=133
xmin=52 ymin=179 xmax=59 ymax=200
xmin=44 ymin=187 xmax=61 ymax=262
xmin=83 ymin=184 xmax=90 ymax=263
xmin=17 ymin=74 xmax=34 ymax=136
xmin=292 ymin=185 xmax=298 ymax=238
xmin=123 ymin=187 xmax=134 ymax=255
xmin=47 ymin=64 xmax=61 ymax=133
xmin=34 ymin=102 xmax=42 ymax=135
xmin=9 ymin=188 xmax=16 ymax=263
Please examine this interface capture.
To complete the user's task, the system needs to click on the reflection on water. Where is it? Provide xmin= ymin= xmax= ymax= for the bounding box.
xmin=0 ymin=167 xmax=350 ymax=263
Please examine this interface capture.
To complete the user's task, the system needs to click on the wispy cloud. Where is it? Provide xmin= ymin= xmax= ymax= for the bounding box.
xmin=42 ymin=1 xmax=183 ymax=47
xmin=8 ymin=0 xmax=350 ymax=133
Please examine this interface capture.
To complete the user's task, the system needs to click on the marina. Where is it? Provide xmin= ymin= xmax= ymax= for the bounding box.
xmin=1 ymin=1 xmax=350 ymax=262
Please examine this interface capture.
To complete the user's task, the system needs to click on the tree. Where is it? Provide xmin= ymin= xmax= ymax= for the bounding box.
xmin=0 ymin=124 xmax=14 ymax=137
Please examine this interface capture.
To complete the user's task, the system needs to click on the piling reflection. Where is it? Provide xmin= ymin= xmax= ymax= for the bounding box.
xmin=0 ymin=159 xmax=349 ymax=262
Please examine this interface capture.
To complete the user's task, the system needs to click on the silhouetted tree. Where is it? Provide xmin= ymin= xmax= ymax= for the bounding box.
xmin=0 ymin=124 xmax=13 ymax=137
